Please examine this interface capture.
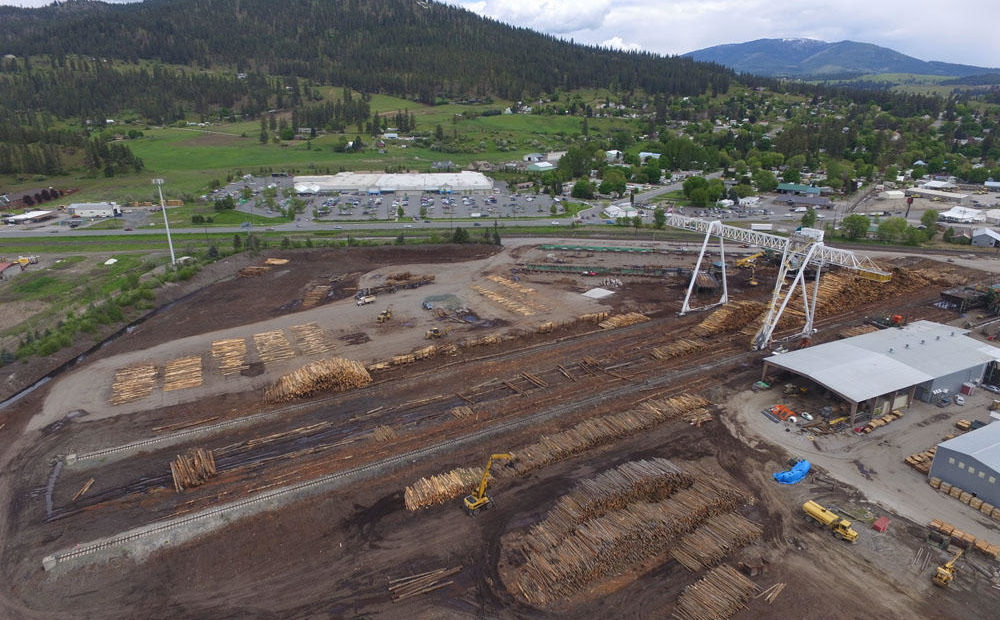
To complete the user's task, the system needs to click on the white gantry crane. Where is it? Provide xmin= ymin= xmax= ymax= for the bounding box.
xmin=666 ymin=214 xmax=891 ymax=350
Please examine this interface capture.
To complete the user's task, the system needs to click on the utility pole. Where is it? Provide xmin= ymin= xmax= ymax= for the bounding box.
xmin=153 ymin=178 xmax=176 ymax=265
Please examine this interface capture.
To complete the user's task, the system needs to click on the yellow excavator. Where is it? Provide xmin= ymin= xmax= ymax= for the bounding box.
xmin=933 ymin=549 xmax=963 ymax=587
xmin=425 ymin=326 xmax=450 ymax=339
xmin=463 ymin=453 xmax=513 ymax=515
xmin=377 ymin=306 xmax=393 ymax=324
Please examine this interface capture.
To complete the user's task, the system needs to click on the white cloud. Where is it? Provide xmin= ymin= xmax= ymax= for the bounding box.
xmin=458 ymin=0 xmax=612 ymax=33
xmin=600 ymin=36 xmax=641 ymax=52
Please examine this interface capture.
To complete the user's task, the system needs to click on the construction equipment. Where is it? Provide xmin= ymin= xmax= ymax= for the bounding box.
xmin=377 ymin=306 xmax=393 ymax=323
xmin=425 ymin=326 xmax=449 ymax=339
xmin=357 ymin=294 xmax=377 ymax=306
xmin=463 ymin=453 xmax=513 ymax=515
xmin=737 ymin=251 xmax=764 ymax=268
xmin=933 ymin=549 xmax=963 ymax=587
xmin=747 ymin=266 xmax=759 ymax=287
xmin=802 ymin=500 xmax=859 ymax=543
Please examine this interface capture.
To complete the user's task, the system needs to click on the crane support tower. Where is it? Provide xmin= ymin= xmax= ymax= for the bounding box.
xmin=665 ymin=214 xmax=890 ymax=350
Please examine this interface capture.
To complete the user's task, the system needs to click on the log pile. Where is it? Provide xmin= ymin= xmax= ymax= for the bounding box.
xmin=525 ymin=459 xmax=693 ymax=552
xmin=253 ymin=329 xmax=296 ymax=364
xmin=471 ymin=285 xmax=535 ymax=316
xmin=450 ymin=405 xmax=475 ymax=419
xmin=671 ymin=514 xmax=764 ymax=571
xmin=264 ymin=357 xmax=372 ymax=403
xmin=487 ymin=274 xmax=536 ymax=294
xmin=388 ymin=566 xmax=461 ymax=602
xmin=162 ymin=355 xmax=203 ymax=392
xmin=404 ymin=467 xmax=485 ymax=511
xmin=264 ymin=258 xmax=289 ymax=266
xmin=301 ymin=285 xmax=331 ymax=308
xmin=693 ymin=302 xmax=765 ymax=337
xmin=577 ymin=312 xmax=610 ymax=323
xmin=372 ymin=425 xmax=398 ymax=442
xmin=110 ymin=364 xmax=157 ymax=404
xmin=651 ymin=339 xmax=708 ymax=360
xmin=238 ymin=265 xmax=270 ymax=277
xmin=672 ymin=564 xmax=759 ymax=620
xmin=598 ymin=312 xmax=649 ymax=329
xmin=290 ymin=323 xmax=334 ymax=356
xmin=514 ymin=477 xmax=749 ymax=605
xmin=170 ymin=448 xmax=217 ymax=492
xmin=212 ymin=338 xmax=249 ymax=375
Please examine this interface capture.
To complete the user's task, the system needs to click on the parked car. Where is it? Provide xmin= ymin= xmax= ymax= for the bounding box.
xmin=955 ymin=395 xmax=966 ymax=406
xmin=983 ymin=384 xmax=1000 ymax=394
xmin=800 ymin=412 xmax=814 ymax=422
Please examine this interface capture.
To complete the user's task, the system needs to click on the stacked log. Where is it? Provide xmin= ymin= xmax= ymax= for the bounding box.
xmin=301 ymin=285 xmax=331 ymax=309
xmin=671 ymin=514 xmax=764 ymax=571
xmin=388 ymin=566 xmax=461 ymax=602
xmin=651 ymin=339 xmax=708 ymax=360
xmin=577 ymin=312 xmax=610 ymax=323
xmin=110 ymin=364 xmax=157 ymax=404
xmin=264 ymin=258 xmax=289 ymax=266
xmin=162 ymin=355 xmax=203 ymax=391
xmin=672 ymin=564 xmax=759 ymax=620
xmin=692 ymin=302 xmax=765 ymax=337
xmin=471 ymin=285 xmax=535 ymax=316
xmin=238 ymin=266 xmax=269 ymax=277
xmin=514 ymin=477 xmax=749 ymax=605
xmin=170 ymin=448 xmax=217 ymax=492
xmin=404 ymin=467 xmax=484 ymax=511
xmin=290 ymin=323 xmax=335 ymax=356
xmin=598 ymin=312 xmax=649 ymax=329
xmin=372 ymin=425 xmax=398 ymax=442
xmin=450 ymin=405 xmax=475 ymax=419
xmin=264 ymin=357 xmax=372 ymax=403
xmin=487 ymin=274 xmax=536 ymax=295
xmin=253 ymin=329 xmax=296 ymax=364
xmin=211 ymin=338 xmax=248 ymax=375
xmin=525 ymin=459 xmax=693 ymax=553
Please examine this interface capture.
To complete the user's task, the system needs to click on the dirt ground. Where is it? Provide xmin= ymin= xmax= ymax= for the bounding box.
xmin=1 ymin=240 xmax=999 ymax=619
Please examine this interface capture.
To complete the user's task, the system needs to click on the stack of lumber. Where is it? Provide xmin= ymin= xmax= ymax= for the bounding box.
xmin=598 ymin=312 xmax=649 ymax=329
xmin=577 ymin=312 xmax=610 ymax=323
xmin=955 ymin=419 xmax=972 ymax=431
xmin=290 ymin=323 xmax=334 ymax=356
xmin=211 ymin=338 xmax=249 ymax=375
xmin=387 ymin=566 xmax=460 ymax=602
xmin=264 ymin=357 xmax=372 ymax=403
xmin=861 ymin=409 xmax=904 ymax=434
xmin=404 ymin=467 xmax=484 ymax=511
xmin=372 ymin=425 xmax=398 ymax=442
xmin=525 ymin=459 xmax=693 ymax=552
xmin=238 ymin=265 xmax=270 ymax=277
xmin=651 ymin=339 xmax=707 ymax=360
xmin=514 ymin=477 xmax=749 ymax=605
xmin=162 ymin=355 xmax=203 ymax=392
xmin=170 ymin=448 xmax=217 ymax=492
xmin=450 ymin=405 xmax=475 ymax=419
xmin=487 ymin=274 xmax=535 ymax=294
xmin=693 ymin=302 xmax=765 ymax=337
xmin=905 ymin=446 xmax=936 ymax=474
xmin=301 ymin=285 xmax=331 ymax=308
xmin=253 ymin=329 xmax=296 ymax=364
xmin=110 ymin=364 xmax=157 ymax=404
xmin=264 ymin=258 xmax=289 ymax=266
xmin=673 ymin=565 xmax=759 ymax=620
xmin=510 ymin=394 xmax=711 ymax=476
xmin=471 ymin=285 xmax=535 ymax=316
xmin=671 ymin=515 xmax=764 ymax=571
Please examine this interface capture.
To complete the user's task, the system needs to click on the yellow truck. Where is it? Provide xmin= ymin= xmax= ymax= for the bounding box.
xmin=802 ymin=500 xmax=859 ymax=543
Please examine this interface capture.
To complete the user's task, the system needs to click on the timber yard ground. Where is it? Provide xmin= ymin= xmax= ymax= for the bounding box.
xmin=1 ymin=238 xmax=1000 ymax=619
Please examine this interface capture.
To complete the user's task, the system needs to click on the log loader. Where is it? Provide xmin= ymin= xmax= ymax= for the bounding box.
xmin=463 ymin=453 xmax=513 ymax=515
xmin=933 ymin=549 xmax=962 ymax=587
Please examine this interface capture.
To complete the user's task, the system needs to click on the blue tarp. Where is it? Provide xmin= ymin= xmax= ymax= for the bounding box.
xmin=773 ymin=460 xmax=811 ymax=484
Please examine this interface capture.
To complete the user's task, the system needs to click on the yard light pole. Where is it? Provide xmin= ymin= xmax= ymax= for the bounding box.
xmin=153 ymin=178 xmax=176 ymax=265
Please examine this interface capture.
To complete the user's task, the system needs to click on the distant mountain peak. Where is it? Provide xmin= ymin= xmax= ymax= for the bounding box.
xmin=683 ymin=38 xmax=998 ymax=78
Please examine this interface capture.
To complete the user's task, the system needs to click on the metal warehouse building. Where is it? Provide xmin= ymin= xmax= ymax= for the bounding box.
xmin=929 ymin=423 xmax=1000 ymax=509
xmin=762 ymin=321 xmax=1000 ymax=427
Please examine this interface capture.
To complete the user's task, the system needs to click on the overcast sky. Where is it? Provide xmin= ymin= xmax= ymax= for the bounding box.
xmin=4 ymin=0 xmax=998 ymax=68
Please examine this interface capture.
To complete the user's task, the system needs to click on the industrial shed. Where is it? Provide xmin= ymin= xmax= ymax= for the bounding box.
xmin=929 ymin=423 xmax=1000 ymax=509
xmin=293 ymin=171 xmax=493 ymax=194
xmin=762 ymin=321 xmax=1000 ymax=427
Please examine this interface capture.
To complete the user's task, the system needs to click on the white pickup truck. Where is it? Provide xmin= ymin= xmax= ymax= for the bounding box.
xmin=356 ymin=295 xmax=377 ymax=306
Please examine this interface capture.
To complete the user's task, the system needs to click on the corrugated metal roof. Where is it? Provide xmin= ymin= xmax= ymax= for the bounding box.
xmin=938 ymin=422 xmax=1000 ymax=471
xmin=764 ymin=321 xmax=1000 ymax=403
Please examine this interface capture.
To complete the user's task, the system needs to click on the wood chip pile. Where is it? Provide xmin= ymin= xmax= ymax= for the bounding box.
xmin=301 ymin=285 xmax=331 ymax=308
xmin=513 ymin=477 xmax=749 ymax=605
xmin=253 ymin=329 xmax=296 ymax=364
xmin=170 ymin=448 xmax=217 ymax=492
xmin=671 ymin=514 xmax=764 ymax=571
xmin=211 ymin=338 xmax=248 ymax=375
xmin=404 ymin=467 xmax=484 ymax=511
xmin=651 ymin=339 xmax=708 ymax=360
xmin=290 ymin=323 xmax=334 ymax=356
xmin=110 ymin=364 xmax=157 ymax=404
xmin=672 ymin=564 xmax=759 ymax=620
xmin=264 ymin=357 xmax=372 ymax=403
xmin=162 ymin=355 xmax=203 ymax=391
xmin=525 ymin=459 xmax=693 ymax=553
xmin=692 ymin=302 xmax=765 ymax=337
xmin=598 ymin=312 xmax=650 ymax=329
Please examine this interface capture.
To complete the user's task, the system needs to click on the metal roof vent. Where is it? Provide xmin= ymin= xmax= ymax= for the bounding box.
xmin=921 ymin=340 xmax=925 ymax=345
xmin=937 ymin=335 xmax=941 ymax=340
xmin=889 ymin=347 xmax=894 ymax=353
xmin=951 ymin=331 xmax=956 ymax=336
xmin=905 ymin=344 xmax=910 ymax=349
